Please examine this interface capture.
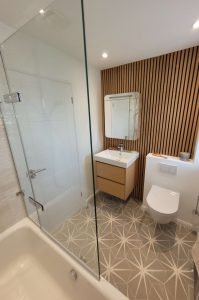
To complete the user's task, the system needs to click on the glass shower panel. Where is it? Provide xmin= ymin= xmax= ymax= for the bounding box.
xmin=0 ymin=0 xmax=99 ymax=276
xmin=0 ymin=58 xmax=40 ymax=225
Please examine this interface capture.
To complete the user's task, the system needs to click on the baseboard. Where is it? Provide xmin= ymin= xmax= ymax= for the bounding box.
xmin=176 ymin=218 xmax=193 ymax=229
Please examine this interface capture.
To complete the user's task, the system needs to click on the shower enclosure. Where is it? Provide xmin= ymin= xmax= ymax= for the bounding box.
xmin=0 ymin=0 xmax=99 ymax=277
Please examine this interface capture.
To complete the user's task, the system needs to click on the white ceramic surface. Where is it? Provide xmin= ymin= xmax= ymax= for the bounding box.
xmin=147 ymin=204 xmax=178 ymax=224
xmin=147 ymin=185 xmax=180 ymax=214
xmin=146 ymin=185 xmax=180 ymax=224
xmin=94 ymin=149 xmax=139 ymax=168
xmin=143 ymin=153 xmax=199 ymax=225
xmin=0 ymin=218 xmax=128 ymax=300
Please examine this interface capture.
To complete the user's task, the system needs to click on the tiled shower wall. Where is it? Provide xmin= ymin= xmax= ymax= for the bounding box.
xmin=0 ymin=119 xmax=26 ymax=232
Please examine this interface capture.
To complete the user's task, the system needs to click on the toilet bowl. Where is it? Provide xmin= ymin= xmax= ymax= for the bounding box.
xmin=146 ymin=185 xmax=180 ymax=224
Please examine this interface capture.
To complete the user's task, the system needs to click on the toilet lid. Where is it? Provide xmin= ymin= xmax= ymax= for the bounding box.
xmin=147 ymin=185 xmax=180 ymax=214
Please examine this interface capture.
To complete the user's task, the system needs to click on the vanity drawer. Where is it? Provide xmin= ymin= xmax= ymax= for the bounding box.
xmin=96 ymin=162 xmax=125 ymax=184
xmin=96 ymin=177 xmax=125 ymax=199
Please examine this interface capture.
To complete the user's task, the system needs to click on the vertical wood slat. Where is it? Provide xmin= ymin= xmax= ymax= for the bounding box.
xmin=101 ymin=46 xmax=199 ymax=200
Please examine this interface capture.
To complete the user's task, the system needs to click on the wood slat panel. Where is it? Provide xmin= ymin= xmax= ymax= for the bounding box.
xmin=102 ymin=46 xmax=199 ymax=200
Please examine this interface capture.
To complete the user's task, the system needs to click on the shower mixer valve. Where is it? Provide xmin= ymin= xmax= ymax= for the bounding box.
xmin=27 ymin=168 xmax=46 ymax=179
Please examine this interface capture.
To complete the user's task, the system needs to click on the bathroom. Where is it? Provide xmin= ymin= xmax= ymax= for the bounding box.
xmin=0 ymin=0 xmax=198 ymax=299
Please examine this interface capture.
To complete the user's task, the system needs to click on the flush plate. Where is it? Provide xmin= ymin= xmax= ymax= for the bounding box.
xmin=159 ymin=162 xmax=177 ymax=175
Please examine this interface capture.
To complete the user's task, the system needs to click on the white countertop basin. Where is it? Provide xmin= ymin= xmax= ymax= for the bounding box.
xmin=94 ymin=149 xmax=139 ymax=168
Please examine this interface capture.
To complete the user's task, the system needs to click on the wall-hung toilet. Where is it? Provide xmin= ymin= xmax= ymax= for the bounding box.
xmin=146 ymin=185 xmax=180 ymax=224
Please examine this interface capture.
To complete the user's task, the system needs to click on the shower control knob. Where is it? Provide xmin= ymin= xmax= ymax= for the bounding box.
xmin=27 ymin=168 xmax=46 ymax=179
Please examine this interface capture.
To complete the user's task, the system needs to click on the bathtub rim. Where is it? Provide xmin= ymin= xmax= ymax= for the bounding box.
xmin=0 ymin=218 xmax=128 ymax=300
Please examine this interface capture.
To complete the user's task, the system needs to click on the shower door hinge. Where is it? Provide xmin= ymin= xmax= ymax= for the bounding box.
xmin=71 ymin=97 xmax=73 ymax=104
xmin=3 ymin=92 xmax=21 ymax=103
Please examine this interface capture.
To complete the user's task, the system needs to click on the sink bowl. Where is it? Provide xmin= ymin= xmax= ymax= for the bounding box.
xmin=94 ymin=149 xmax=139 ymax=168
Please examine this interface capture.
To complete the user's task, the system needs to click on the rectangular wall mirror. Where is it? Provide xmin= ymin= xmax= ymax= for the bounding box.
xmin=104 ymin=92 xmax=140 ymax=140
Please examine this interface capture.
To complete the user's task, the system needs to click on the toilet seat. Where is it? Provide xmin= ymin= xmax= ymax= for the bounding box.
xmin=147 ymin=185 xmax=179 ymax=215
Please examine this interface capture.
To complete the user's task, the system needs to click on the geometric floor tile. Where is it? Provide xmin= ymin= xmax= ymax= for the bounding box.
xmin=53 ymin=192 xmax=197 ymax=300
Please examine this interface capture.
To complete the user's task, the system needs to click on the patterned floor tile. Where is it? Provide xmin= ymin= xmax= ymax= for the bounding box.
xmin=52 ymin=192 xmax=196 ymax=300
xmin=147 ymin=284 xmax=170 ymax=300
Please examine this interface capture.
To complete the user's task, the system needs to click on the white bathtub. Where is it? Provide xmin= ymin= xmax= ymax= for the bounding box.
xmin=0 ymin=218 xmax=128 ymax=300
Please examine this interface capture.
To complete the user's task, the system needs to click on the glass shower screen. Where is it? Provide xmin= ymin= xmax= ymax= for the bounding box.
xmin=0 ymin=0 xmax=99 ymax=276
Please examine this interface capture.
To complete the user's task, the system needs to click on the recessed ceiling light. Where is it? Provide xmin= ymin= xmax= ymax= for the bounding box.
xmin=39 ymin=9 xmax=45 ymax=15
xmin=102 ymin=52 xmax=108 ymax=59
xmin=193 ymin=19 xmax=199 ymax=29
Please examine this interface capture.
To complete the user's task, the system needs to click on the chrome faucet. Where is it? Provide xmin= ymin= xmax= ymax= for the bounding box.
xmin=117 ymin=144 xmax=124 ymax=152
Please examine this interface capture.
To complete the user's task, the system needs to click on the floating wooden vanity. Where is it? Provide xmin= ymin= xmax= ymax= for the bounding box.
xmin=95 ymin=154 xmax=138 ymax=200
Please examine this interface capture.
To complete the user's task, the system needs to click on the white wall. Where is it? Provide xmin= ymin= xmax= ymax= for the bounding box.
xmin=143 ymin=137 xmax=199 ymax=225
xmin=0 ymin=31 xmax=102 ymax=231
xmin=89 ymin=68 xmax=103 ymax=154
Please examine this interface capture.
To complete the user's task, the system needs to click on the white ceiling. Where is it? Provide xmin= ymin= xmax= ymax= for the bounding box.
xmin=0 ymin=0 xmax=53 ymax=41
xmin=84 ymin=0 xmax=199 ymax=68
xmin=0 ymin=0 xmax=198 ymax=69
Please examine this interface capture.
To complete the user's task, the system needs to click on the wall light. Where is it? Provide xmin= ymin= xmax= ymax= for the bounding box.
xmin=193 ymin=19 xmax=199 ymax=30
xmin=39 ymin=9 xmax=45 ymax=15
xmin=102 ymin=52 xmax=108 ymax=59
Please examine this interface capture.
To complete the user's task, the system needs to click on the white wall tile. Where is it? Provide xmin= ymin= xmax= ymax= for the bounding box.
xmin=0 ymin=119 xmax=26 ymax=232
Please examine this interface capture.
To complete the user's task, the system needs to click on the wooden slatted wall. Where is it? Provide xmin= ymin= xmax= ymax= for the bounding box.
xmin=101 ymin=46 xmax=199 ymax=200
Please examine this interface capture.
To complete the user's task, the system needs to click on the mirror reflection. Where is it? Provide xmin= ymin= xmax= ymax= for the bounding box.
xmin=104 ymin=92 xmax=140 ymax=140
